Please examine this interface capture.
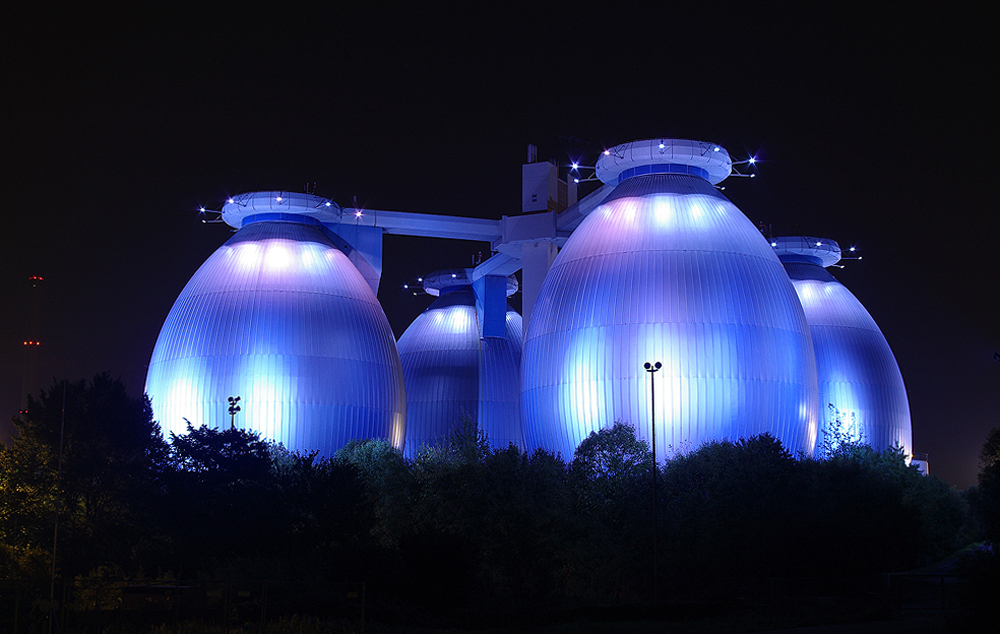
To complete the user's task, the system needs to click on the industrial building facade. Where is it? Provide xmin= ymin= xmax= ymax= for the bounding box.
xmin=145 ymin=139 xmax=912 ymax=460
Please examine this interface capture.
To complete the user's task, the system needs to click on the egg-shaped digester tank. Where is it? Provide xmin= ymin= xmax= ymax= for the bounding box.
xmin=772 ymin=237 xmax=912 ymax=455
xmin=397 ymin=268 xmax=522 ymax=458
xmin=145 ymin=191 xmax=406 ymax=456
xmin=522 ymin=139 xmax=819 ymax=460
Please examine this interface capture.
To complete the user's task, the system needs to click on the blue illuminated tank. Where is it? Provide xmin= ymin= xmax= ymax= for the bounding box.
xmin=521 ymin=139 xmax=820 ymax=459
xmin=772 ymin=237 xmax=912 ymax=454
xmin=397 ymin=269 xmax=522 ymax=457
xmin=145 ymin=191 xmax=406 ymax=456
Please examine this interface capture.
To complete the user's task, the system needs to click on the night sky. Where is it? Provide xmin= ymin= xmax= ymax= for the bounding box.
xmin=4 ymin=6 xmax=996 ymax=489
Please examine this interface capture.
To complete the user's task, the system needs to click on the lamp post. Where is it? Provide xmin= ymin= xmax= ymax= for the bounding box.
xmin=227 ymin=396 xmax=241 ymax=429
xmin=644 ymin=361 xmax=661 ymax=602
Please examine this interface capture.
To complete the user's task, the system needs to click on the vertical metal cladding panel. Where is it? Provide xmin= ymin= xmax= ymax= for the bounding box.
xmin=783 ymin=262 xmax=912 ymax=454
xmin=398 ymin=288 xmax=481 ymax=457
xmin=145 ymin=220 xmax=406 ymax=456
xmin=522 ymin=174 xmax=819 ymax=461
xmin=398 ymin=288 xmax=523 ymax=457
xmin=478 ymin=308 xmax=523 ymax=450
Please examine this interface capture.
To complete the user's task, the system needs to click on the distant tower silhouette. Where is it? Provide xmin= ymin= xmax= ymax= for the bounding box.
xmin=20 ymin=275 xmax=44 ymax=413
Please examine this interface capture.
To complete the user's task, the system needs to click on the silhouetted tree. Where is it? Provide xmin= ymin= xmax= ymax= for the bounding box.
xmin=207 ymin=446 xmax=373 ymax=586
xmin=571 ymin=422 xmax=653 ymax=500
xmin=954 ymin=428 xmax=1000 ymax=631
xmin=799 ymin=449 xmax=919 ymax=580
xmin=158 ymin=423 xmax=277 ymax=576
xmin=659 ymin=434 xmax=800 ymax=580
xmin=567 ymin=422 xmax=654 ymax=600
xmin=1 ymin=375 xmax=169 ymax=579
xmin=473 ymin=445 xmax=574 ymax=610
xmin=973 ymin=427 xmax=1000 ymax=545
xmin=0 ymin=424 xmax=56 ymax=578
xmin=334 ymin=438 xmax=412 ymax=547
xmin=1 ymin=377 xmax=978 ymax=625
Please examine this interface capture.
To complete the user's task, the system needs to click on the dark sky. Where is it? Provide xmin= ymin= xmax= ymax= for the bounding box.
xmin=3 ymin=5 xmax=996 ymax=488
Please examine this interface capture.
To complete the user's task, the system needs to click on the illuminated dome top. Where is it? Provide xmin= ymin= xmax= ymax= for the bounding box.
xmin=422 ymin=268 xmax=519 ymax=297
xmin=772 ymin=236 xmax=842 ymax=268
xmin=596 ymin=138 xmax=733 ymax=185
xmin=146 ymin=209 xmax=406 ymax=457
xmin=222 ymin=191 xmax=341 ymax=229
xmin=522 ymin=153 xmax=819 ymax=460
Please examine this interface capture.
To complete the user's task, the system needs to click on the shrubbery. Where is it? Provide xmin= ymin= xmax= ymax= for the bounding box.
xmin=1 ymin=376 xmax=980 ymax=625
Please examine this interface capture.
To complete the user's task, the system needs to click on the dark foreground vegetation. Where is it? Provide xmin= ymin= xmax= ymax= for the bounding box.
xmin=2 ymin=375 xmax=998 ymax=632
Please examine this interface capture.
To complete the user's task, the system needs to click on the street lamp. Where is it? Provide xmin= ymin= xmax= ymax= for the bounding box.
xmin=227 ymin=396 xmax=241 ymax=429
xmin=644 ymin=361 xmax=661 ymax=601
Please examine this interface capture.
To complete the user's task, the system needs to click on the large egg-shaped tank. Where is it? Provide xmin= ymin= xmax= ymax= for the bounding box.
xmin=522 ymin=139 xmax=819 ymax=459
xmin=772 ymin=237 xmax=912 ymax=454
xmin=145 ymin=191 xmax=406 ymax=456
xmin=397 ymin=268 xmax=522 ymax=457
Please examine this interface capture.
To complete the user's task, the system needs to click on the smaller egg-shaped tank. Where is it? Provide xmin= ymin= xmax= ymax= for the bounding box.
xmin=772 ymin=237 xmax=912 ymax=455
xmin=145 ymin=191 xmax=406 ymax=456
xmin=397 ymin=269 xmax=522 ymax=457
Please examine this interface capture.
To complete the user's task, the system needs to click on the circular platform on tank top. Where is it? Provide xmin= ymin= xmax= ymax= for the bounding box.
xmin=222 ymin=191 xmax=341 ymax=229
xmin=422 ymin=268 xmax=519 ymax=297
xmin=771 ymin=236 xmax=842 ymax=267
xmin=595 ymin=138 xmax=733 ymax=185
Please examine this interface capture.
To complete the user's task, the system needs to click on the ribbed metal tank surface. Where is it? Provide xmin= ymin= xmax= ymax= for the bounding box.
xmin=781 ymin=256 xmax=911 ymax=454
xmin=522 ymin=169 xmax=820 ymax=460
xmin=145 ymin=217 xmax=406 ymax=456
xmin=397 ymin=285 xmax=523 ymax=457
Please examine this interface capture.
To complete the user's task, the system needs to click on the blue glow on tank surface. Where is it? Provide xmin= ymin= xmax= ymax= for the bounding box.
xmin=146 ymin=192 xmax=406 ymax=456
xmin=775 ymin=237 xmax=912 ymax=455
xmin=522 ymin=140 xmax=819 ymax=460
xmin=397 ymin=272 xmax=522 ymax=458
